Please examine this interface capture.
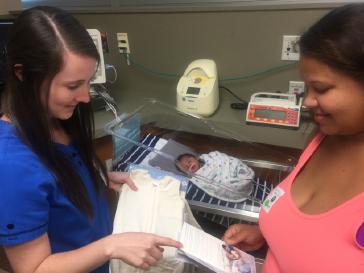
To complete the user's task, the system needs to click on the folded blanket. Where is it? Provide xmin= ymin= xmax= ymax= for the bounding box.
xmin=111 ymin=169 xmax=185 ymax=273
xmin=191 ymin=151 xmax=254 ymax=202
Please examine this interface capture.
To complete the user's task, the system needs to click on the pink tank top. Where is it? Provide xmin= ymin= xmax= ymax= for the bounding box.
xmin=259 ymin=133 xmax=364 ymax=273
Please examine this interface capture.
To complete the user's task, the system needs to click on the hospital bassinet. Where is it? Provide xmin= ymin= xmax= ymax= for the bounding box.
xmin=105 ymin=99 xmax=296 ymax=224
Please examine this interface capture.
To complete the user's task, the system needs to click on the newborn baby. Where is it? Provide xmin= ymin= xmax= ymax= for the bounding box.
xmin=176 ymin=153 xmax=202 ymax=173
xmin=176 ymin=152 xmax=255 ymax=202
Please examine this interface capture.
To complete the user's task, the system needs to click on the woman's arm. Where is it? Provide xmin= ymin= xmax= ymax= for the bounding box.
xmin=5 ymin=232 xmax=181 ymax=273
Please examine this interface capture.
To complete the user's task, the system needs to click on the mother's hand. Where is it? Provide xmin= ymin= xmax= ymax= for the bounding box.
xmin=107 ymin=171 xmax=138 ymax=192
xmin=223 ymin=224 xmax=265 ymax=252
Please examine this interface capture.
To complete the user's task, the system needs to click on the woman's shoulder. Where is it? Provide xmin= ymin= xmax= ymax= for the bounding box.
xmin=296 ymin=132 xmax=326 ymax=164
xmin=0 ymin=126 xmax=53 ymax=184
xmin=0 ymin=129 xmax=38 ymax=162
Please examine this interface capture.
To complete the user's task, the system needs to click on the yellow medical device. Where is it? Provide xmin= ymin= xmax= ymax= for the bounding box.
xmin=176 ymin=59 xmax=219 ymax=117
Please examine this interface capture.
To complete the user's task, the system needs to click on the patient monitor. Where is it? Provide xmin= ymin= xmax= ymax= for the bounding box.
xmin=87 ymin=29 xmax=106 ymax=84
xmin=176 ymin=59 xmax=219 ymax=117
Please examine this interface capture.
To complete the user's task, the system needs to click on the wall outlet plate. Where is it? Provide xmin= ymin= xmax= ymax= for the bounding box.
xmin=281 ymin=35 xmax=300 ymax=61
xmin=288 ymin=81 xmax=305 ymax=95
xmin=116 ymin=32 xmax=130 ymax=54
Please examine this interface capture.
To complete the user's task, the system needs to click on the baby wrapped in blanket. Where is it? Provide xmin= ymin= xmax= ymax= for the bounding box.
xmin=176 ymin=151 xmax=254 ymax=202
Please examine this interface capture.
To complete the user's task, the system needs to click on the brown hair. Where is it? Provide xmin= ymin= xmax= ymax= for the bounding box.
xmin=300 ymin=4 xmax=364 ymax=84
xmin=2 ymin=6 xmax=107 ymax=217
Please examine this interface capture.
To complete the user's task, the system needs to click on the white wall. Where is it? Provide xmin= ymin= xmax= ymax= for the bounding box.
xmin=0 ymin=0 xmax=21 ymax=15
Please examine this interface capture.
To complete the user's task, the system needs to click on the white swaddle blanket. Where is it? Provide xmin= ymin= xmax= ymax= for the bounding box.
xmin=191 ymin=151 xmax=255 ymax=202
xmin=110 ymin=169 xmax=198 ymax=273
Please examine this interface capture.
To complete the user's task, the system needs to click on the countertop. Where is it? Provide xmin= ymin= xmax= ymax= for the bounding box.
xmin=93 ymin=94 xmax=316 ymax=150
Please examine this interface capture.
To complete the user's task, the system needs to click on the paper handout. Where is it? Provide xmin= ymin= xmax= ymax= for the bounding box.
xmin=179 ymin=222 xmax=256 ymax=273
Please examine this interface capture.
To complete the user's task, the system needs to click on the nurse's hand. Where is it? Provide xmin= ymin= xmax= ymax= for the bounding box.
xmin=107 ymin=232 xmax=182 ymax=270
xmin=107 ymin=171 xmax=138 ymax=192
xmin=223 ymin=224 xmax=265 ymax=252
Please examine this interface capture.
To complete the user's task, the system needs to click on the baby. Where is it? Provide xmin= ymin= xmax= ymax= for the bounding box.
xmin=176 ymin=153 xmax=203 ymax=174
xmin=176 ymin=151 xmax=255 ymax=202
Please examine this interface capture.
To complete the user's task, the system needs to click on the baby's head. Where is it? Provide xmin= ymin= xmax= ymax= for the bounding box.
xmin=176 ymin=153 xmax=201 ymax=174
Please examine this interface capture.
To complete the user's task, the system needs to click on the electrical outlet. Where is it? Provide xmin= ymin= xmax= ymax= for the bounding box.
xmin=281 ymin=35 xmax=300 ymax=61
xmin=288 ymin=81 xmax=305 ymax=95
xmin=116 ymin=32 xmax=130 ymax=54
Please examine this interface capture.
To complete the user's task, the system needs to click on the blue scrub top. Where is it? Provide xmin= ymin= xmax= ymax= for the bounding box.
xmin=0 ymin=120 xmax=112 ymax=273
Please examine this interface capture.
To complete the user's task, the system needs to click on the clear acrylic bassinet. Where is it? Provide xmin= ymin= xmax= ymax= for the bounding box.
xmin=104 ymin=99 xmax=295 ymax=224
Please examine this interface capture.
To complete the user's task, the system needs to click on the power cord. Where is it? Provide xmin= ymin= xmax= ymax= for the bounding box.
xmin=219 ymin=85 xmax=249 ymax=110
xmin=119 ymin=52 xmax=297 ymax=82
xmin=120 ymin=53 xmax=181 ymax=78
xmin=219 ymin=62 xmax=297 ymax=82
xmin=91 ymin=84 xmax=119 ymax=119
xmin=219 ymin=85 xmax=245 ymax=102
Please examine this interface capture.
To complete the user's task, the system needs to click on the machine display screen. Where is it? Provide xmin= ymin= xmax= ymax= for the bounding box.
xmin=186 ymin=87 xmax=200 ymax=95
xmin=255 ymin=109 xmax=286 ymax=120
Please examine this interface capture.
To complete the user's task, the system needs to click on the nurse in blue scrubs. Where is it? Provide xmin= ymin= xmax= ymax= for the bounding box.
xmin=0 ymin=6 xmax=181 ymax=273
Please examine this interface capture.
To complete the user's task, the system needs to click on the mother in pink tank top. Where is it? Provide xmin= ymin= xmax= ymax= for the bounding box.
xmin=224 ymin=3 xmax=364 ymax=273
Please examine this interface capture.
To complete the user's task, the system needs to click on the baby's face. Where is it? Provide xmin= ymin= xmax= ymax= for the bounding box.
xmin=179 ymin=155 xmax=200 ymax=173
